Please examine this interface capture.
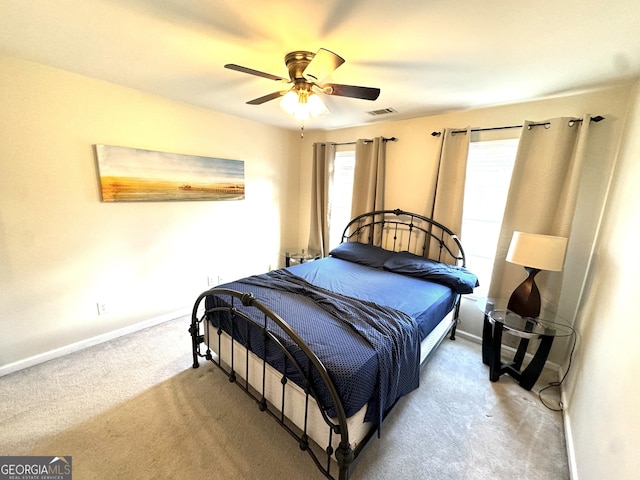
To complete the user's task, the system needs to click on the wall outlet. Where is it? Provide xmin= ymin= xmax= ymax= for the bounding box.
xmin=96 ymin=302 xmax=110 ymax=315
xmin=207 ymin=275 xmax=224 ymax=286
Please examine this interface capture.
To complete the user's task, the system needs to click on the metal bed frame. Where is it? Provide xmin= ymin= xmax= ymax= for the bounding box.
xmin=189 ymin=209 xmax=467 ymax=480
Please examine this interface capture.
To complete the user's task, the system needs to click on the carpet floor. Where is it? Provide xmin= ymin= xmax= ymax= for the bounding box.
xmin=0 ymin=316 xmax=569 ymax=479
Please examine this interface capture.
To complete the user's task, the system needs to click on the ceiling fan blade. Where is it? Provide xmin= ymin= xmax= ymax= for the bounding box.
xmin=303 ymin=48 xmax=345 ymax=83
xmin=225 ymin=64 xmax=287 ymax=82
xmin=323 ymin=83 xmax=381 ymax=101
xmin=246 ymin=91 xmax=287 ymax=105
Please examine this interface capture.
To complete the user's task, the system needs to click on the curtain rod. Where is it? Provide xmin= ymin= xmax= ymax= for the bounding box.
xmin=334 ymin=136 xmax=399 ymax=146
xmin=430 ymin=115 xmax=605 ymax=137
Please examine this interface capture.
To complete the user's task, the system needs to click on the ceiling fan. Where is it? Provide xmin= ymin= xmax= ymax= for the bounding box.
xmin=224 ymin=48 xmax=380 ymax=119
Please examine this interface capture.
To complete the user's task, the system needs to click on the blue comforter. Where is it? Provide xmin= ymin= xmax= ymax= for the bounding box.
xmin=239 ymin=269 xmax=421 ymax=429
xmin=205 ymin=257 xmax=457 ymax=430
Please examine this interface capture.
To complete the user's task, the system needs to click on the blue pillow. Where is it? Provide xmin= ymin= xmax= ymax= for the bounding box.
xmin=383 ymin=251 xmax=479 ymax=294
xmin=329 ymin=242 xmax=395 ymax=269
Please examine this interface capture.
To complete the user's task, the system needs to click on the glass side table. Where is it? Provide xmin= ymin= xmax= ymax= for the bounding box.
xmin=478 ymin=299 xmax=574 ymax=390
xmin=284 ymin=250 xmax=320 ymax=267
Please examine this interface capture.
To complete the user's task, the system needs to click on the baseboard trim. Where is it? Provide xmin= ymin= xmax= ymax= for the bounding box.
xmin=0 ymin=309 xmax=190 ymax=378
xmin=454 ymin=329 xmax=482 ymax=344
xmin=561 ymin=389 xmax=579 ymax=480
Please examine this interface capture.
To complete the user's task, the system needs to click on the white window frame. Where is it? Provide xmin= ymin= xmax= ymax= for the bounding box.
xmin=460 ymin=137 xmax=519 ymax=298
xmin=328 ymin=149 xmax=356 ymax=250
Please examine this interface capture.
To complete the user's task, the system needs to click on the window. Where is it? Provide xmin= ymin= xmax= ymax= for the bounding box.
xmin=460 ymin=138 xmax=519 ymax=297
xmin=328 ymin=149 xmax=356 ymax=250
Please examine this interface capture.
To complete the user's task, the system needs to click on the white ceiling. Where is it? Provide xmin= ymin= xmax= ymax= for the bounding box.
xmin=2 ymin=0 xmax=639 ymax=131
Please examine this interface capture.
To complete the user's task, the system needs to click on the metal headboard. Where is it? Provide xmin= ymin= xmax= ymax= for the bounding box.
xmin=340 ymin=208 xmax=466 ymax=267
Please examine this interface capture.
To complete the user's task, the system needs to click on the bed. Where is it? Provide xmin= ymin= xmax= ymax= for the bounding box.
xmin=189 ymin=209 xmax=477 ymax=479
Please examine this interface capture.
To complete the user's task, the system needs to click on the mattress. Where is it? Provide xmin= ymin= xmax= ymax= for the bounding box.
xmin=203 ymin=307 xmax=456 ymax=454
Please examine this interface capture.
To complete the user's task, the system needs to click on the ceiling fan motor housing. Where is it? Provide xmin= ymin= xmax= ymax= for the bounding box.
xmin=285 ymin=51 xmax=315 ymax=82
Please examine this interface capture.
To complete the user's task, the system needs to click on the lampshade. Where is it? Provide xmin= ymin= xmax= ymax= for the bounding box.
xmin=279 ymin=88 xmax=329 ymax=120
xmin=506 ymin=232 xmax=568 ymax=272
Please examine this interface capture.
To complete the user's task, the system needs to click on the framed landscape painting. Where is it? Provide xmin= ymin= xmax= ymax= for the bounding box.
xmin=95 ymin=145 xmax=245 ymax=202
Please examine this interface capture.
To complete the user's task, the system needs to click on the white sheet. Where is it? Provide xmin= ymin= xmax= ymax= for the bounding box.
xmin=203 ymin=309 xmax=455 ymax=457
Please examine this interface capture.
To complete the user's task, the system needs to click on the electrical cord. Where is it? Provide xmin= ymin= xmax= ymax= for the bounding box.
xmin=538 ymin=324 xmax=578 ymax=411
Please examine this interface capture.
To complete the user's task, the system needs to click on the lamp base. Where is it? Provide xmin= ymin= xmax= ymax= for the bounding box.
xmin=507 ymin=267 xmax=541 ymax=318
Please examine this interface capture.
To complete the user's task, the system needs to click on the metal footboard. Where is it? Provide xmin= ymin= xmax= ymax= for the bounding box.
xmin=190 ymin=288 xmax=355 ymax=480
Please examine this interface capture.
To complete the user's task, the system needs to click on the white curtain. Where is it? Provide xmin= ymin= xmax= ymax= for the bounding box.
xmin=431 ymin=127 xmax=471 ymax=232
xmin=428 ymin=127 xmax=470 ymax=259
xmin=350 ymin=137 xmax=386 ymax=244
xmin=351 ymin=137 xmax=386 ymax=217
xmin=488 ymin=116 xmax=592 ymax=309
xmin=308 ymin=142 xmax=336 ymax=257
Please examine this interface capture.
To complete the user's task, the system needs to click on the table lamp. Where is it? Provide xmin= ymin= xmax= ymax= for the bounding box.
xmin=506 ymin=232 xmax=568 ymax=318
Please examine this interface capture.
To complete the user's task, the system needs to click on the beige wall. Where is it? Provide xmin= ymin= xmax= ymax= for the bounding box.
xmin=2 ymin=52 xmax=638 ymax=479
xmin=297 ymin=85 xmax=640 ymax=478
xmin=299 ymin=85 xmax=639 ymax=479
xmin=0 ymin=54 xmax=299 ymax=371
xmin=298 ymin=86 xmax=631 ymax=364
xmin=563 ymin=80 xmax=640 ymax=480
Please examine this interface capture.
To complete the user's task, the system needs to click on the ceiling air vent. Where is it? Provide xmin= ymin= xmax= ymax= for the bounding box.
xmin=367 ymin=107 xmax=397 ymax=116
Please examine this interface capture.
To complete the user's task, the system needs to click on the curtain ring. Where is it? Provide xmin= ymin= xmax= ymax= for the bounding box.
xmin=527 ymin=122 xmax=551 ymax=130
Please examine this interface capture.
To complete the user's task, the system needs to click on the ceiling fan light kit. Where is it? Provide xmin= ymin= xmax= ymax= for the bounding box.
xmin=280 ymin=89 xmax=329 ymax=121
xmin=225 ymin=48 xmax=380 ymax=122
